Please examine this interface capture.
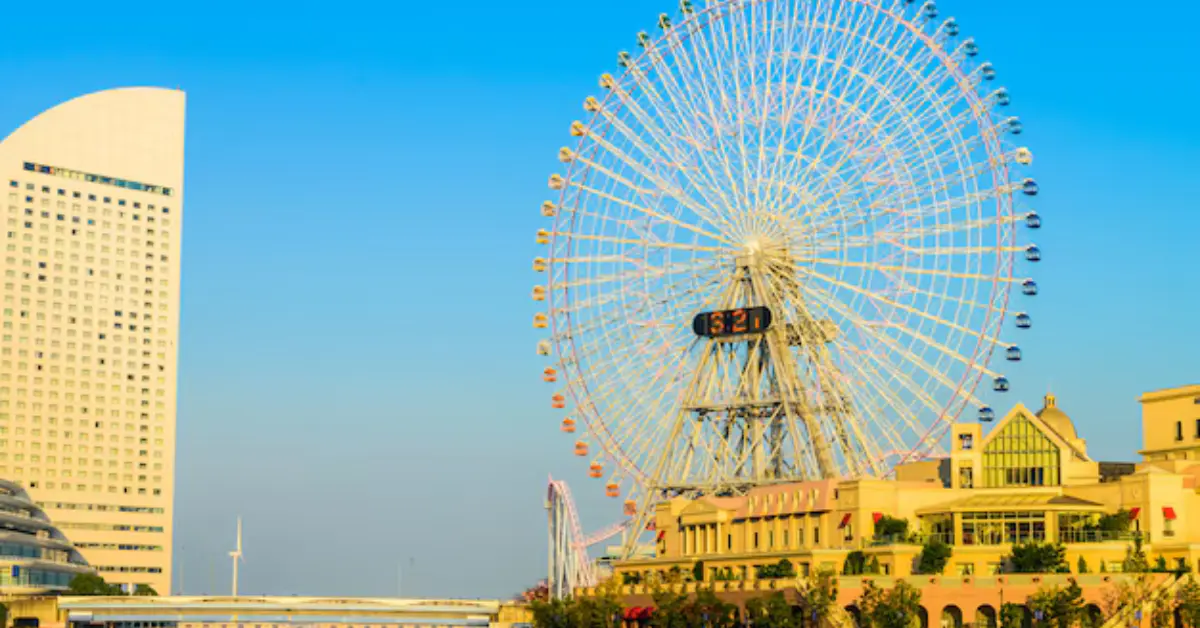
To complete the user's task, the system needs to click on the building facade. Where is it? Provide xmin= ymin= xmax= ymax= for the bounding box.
xmin=588 ymin=385 xmax=1200 ymax=618
xmin=0 ymin=478 xmax=94 ymax=594
xmin=0 ymin=88 xmax=185 ymax=593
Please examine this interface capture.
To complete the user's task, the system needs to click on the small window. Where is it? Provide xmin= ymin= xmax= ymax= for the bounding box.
xmin=1195 ymin=418 xmax=1200 ymax=439
xmin=1177 ymin=421 xmax=1184 ymax=442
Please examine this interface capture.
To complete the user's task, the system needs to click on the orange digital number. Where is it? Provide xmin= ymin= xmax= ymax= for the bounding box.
xmin=731 ymin=308 xmax=747 ymax=333
xmin=709 ymin=311 xmax=725 ymax=335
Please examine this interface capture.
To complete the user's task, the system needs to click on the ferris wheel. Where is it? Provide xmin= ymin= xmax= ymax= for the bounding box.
xmin=531 ymin=0 xmax=1041 ymax=544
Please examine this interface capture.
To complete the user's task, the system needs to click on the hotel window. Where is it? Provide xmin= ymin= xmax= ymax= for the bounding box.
xmin=1177 ymin=421 xmax=1184 ymax=441
xmin=1195 ymin=418 xmax=1200 ymax=439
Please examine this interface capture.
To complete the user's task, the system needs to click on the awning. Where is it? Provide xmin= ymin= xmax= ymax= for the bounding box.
xmin=872 ymin=512 xmax=883 ymax=524
xmin=1163 ymin=507 xmax=1177 ymax=521
xmin=839 ymin=513 xmax=852 ymax=528
xmin=624 ymin=607 xmax=643 ymax=620
xmin=1129 ymin=507 xmax=1141 ymax=519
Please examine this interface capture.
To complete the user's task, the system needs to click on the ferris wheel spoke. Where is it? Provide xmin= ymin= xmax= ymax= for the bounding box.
xmin=790 ymin=262 xmax=1006 ymax=376
xmin=594 ymin=80 xmax=745 ymax=237
xmin=787 ymin=274 xmax=985 ymax=420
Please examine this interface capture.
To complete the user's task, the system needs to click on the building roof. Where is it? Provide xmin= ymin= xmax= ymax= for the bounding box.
xmin=1036 ymin=393 xmax=1079 ymax=442
xmin=916 ymin=492 xmax=1105 ymax=515
xmin=1138 ymin=384 xmax=1200 ymax=403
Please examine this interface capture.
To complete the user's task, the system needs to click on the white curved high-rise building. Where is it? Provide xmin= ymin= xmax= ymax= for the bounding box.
xmin=0 ymin=88 xmax=184 ymax=594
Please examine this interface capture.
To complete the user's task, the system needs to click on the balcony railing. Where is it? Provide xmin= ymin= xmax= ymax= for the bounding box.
xmin=868 ymin=532 xmax=954 ymax=547
xmin=1057 ymin=529 xmax=1143 ymax=544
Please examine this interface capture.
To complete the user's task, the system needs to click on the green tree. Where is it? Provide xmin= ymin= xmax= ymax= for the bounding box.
xmin=874 ymin=516 xmax=910 ymax=540
xmin=1007 ymin=541 xmax=1067 ymax=574
xmin=916 ymin=537 xmax=952 ymax=575
xmin=647 ymin=584 xmax=690 ymax=628
xmin=746 ymin=592 xmax=801 ymax=628
xmin=68 ymin=573 xmax=124 ymax=595
xmin=865 ymin=556 xmax=882 ymax=575
xmin=860 ymin=580 xmax=922 ymax=628
xmin=758 ymin=559 xmax=797 ymax=580
xmin=999 ymin=603 xmax=1026 ymax=628
xmin=529 ymin=597 xmax=574 ymax=628
xmin=1028 ymin=579 xmax=1085 ymax=628
xmin=1099 ymin=561 xmax=1108 ymax=573
xmin=692 ymin=561 xmax=706 ymax=583
xmin=843 ymin=551 xmax=867 ymax=576
xmin=1153 ymin=556 xmax=1169 ymax=573
xmin=1122 ymin=535 xmax=1150 ymax=574
xmin=1096 ymin=511 xmax=1132 ymax=534
xmin=685 ymin=588 xmax=739 ymax=628
xmin=1076 ymin=557 xmax=1089 ymax=574
xmin=1177 ymin=577 xmax=1200 ymax=628
xmin=795 ymin=569 xmax=839 ymax=627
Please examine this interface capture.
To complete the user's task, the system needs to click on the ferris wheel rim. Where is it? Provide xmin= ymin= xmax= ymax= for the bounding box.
xmin=540 ymin=0 xmax=1037 ymax=496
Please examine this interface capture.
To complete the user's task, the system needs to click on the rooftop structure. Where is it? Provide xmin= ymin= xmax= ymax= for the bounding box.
xmin=0 ymin=478 xmax=93 ymax=594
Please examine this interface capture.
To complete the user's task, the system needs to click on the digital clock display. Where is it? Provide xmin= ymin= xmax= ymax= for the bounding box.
xmin=692 ymin=306 xmax=773 ymax=338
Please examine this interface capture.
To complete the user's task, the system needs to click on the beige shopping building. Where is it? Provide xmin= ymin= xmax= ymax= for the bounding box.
xmin=0 ymin=87 xmax=184 ymax=594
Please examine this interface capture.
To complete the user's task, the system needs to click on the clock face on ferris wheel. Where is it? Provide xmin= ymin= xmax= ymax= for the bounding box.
xmin=530 ymin=0 xmax=1042 ymax=518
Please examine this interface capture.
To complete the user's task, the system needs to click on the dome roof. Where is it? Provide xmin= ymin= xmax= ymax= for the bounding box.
xmin=1036 ymin=393 xmax=1078 ymax=441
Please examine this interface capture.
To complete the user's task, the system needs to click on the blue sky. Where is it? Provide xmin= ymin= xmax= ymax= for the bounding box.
xmin=1 ymin=0 xmax=1198 ymax=600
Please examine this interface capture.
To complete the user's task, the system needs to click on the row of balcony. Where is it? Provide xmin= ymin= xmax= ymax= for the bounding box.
xmin=864 ymin=529 xmax=1144 ymax=548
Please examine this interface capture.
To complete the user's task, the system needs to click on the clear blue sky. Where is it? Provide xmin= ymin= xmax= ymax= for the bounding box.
xmin=1 ymin=0 xmax=1198 ymax=600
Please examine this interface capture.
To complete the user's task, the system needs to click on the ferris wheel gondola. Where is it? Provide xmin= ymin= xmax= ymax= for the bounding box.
xmin=529 ymin=0 xmax=1042 ymax=554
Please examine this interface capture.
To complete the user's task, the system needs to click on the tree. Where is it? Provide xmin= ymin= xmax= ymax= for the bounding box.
xmin=874 ymin=516 xmax=910 ymax=540
xmin=647 ymin=584 xmax=690 ymax=628
xmin=684 ymin=588 xmax=739 ymax=628
xmin=1076 ymin=557 xmax=1089 ymax=574
xmin=916 ymin=537 xmax=951 ymax=575
xmin=1028 ymin=579 xmax=1085 ymax=628
xmin=1122 ymin=535 xmax=1150 ymax=574
xmin=1096 ymin=511 xmax=1132 ymax=534
xmin=860 ymin=580 xmax=922 ymax=628
xmin=795 ymin=569 xmax=839 ymax=627
xmin=530 ymin=579 xmax=624 ymax=628
xmin=133 ymin=584 xmax=158 ymax=596
xmin=1176 ymin=577 xmax=1200 ymax=628
xmin=758 ymin=559 xmax=797 ymax=580
xmin=746 ymin=592 xmax=801 ymax=628
xmin=1153 ymin=556 xmax=1169 ymax=573
xmin=520 ymin=580 xmax=551 ymax=602
xmin=1007 ymin=541 xmax=1067 ymax=574
xmin=999 ymin=603 xmax=1026 ymax=628
xmin=865 ymin=556 xmax=882 ymax=575
xmin=843 ymin=551 xmax=867 ymax=576
xmin=68 ymin=573 xmax=123 ymax=595
xmin=529 ymin=597 xmax=574 ymax=628
xmin=693 ymin=561 xmax=706 ymax=583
